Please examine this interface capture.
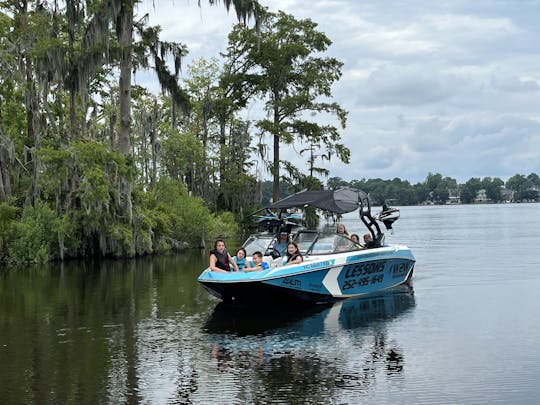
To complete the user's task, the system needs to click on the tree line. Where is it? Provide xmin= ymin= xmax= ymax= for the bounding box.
xmin=0 ymin=2 xmax=350 ymax=264
xmin=319 ymin=172 xmax=540 ymax=206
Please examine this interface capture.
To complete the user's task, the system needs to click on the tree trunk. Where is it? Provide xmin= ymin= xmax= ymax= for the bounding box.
xmin=149 ymin=99 xmax=158 ymax=189
xmin=69 ymin=90 xmax=76 ymax=140
xmin=272 ymin=132 xmax=280 ymax=203
xmin=117 ymin=1 xmax=134 ymax=223
xmin=0 ymin=165 xmax=7 ymax=202
xmin=0 ymin=156 xmax=11 ymax=202
xmin=272 ymin=102 xmax=280 ymax=203
xmin=219 ymin=118 xmax=226 ymax=184
xmin=22 ymin=3 xmax=39 ymax=207
xmin=0 ymin=125 xmax=12 ymax=202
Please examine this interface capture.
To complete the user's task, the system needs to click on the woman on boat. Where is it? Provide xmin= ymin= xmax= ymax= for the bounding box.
xmin=350 ymin=233 xmax=363 ymax=249
xmin=284 ymin=242 xmax=303 ymax=265
xmin=336 ymin=223 xmax=348 ymax=235
xmin=209 ymin=239 xmax=239 ymax=272
xmin=232 ymin=247 xmax=252 ymax=271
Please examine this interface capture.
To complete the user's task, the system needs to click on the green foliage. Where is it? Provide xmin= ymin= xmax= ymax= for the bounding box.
xmin=223 ymin=10 xmax=348 ymax=201
xmin=506 ymin=173 xmax=539 ymax=201
xmin=0 ymin=202 xmax=19 ymax=259
xmin=38 ymin=141 xmax=135 ymax=258
xmin=150 ymin=178 xmax=238 ymax=247
xmin=107 ymin=222 xmax=135 ymax=258
xmin=6 ymin=202 xmax=58 ymax=264
xmin=481 ymin=177 xmax=504 ymax=202
xmin=160 ymin=128 xmax=205 ymax=181
xmin=347 ymin=177 xmax=421 ymax=206
xmin=527 ymin=173 xmax=540 ymax=187
xmin=506 ymin=174 xmax=530 ymax=193
xmin=218 ymin=165 xmax=259 ymax=215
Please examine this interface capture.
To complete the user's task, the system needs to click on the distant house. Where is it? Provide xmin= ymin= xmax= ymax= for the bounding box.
xmin=446 ymin=188 xmax=460 ymax=204
xmin=474 ymin=189 xmax=491 ymax=203
xmin=500 ymin=188 xmax=514 ymax=203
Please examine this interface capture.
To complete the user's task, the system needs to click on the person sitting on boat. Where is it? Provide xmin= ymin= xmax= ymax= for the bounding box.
xmin=273 ymin=232 xmax=289 ymax=257
xmin=232 ymin=247 xmax=252 ymax=271
xmin=247 ymin=251 xmax=269 ymax=271
xmin=363 ymin=233 xmax=377 ymax=249
xmin=336 ymin=223 xmax=348 ymax=235
xmin=350 ymin=233 xmax=363 ymax=248
xmin=335 ymin=233 xmax=358 ymax=251
xmin=284 ymin=242 xmax=303 ymax=265
xmin=209 ymin=239 xmax=239 ymax=272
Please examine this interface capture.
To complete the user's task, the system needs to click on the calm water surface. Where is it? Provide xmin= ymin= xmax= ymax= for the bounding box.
xmin=1 ymin=204 xmax=539 ymax=404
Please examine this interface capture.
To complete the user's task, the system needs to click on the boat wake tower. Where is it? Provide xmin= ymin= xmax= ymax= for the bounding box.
xmin=267 ymin=187 xmax=386 ymax=247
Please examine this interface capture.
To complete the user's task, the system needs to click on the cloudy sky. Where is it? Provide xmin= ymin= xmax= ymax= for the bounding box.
xmin=136 ymin=0 xmax=540 ymax=184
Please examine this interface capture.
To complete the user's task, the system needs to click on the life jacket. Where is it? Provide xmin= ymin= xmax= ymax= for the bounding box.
xmin=234 ymin=256 xmax=247 ymax=271
xmin=211 ymin=249 xmax=230 ymax=271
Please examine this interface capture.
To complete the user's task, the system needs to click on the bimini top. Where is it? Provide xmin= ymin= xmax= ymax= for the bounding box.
xmin=267 ymin=187 xmax=368 ymax=214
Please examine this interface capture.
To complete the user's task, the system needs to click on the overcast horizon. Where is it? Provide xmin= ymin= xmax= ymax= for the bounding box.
xmin=136 ymin=0 xmax=540 ymax=184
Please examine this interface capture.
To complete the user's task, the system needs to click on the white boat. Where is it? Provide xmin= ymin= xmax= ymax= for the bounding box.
xmin=198 ymin=188 xmax=415 ymax=304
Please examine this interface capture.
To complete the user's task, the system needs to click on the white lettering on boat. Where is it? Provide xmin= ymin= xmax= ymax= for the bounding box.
xmin=302 ymin=260 xmax=335 ymax=271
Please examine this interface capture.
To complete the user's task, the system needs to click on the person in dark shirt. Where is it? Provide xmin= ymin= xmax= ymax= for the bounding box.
xmin=363 ymin=233 xmax=377 ymax=249
xmin=284 ymin=242 xmax=303 ymax=265
xmin=209 ymin=239 xmax=239 ymax=272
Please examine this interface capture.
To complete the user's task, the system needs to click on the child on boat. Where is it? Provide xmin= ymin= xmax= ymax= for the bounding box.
xmin=284 ymin=242 xmax=303 ymax=265
xmin=232 ymin=247 xmax=252 ymax=271
xmin=247 ymin=251 xmax=269 ymax=271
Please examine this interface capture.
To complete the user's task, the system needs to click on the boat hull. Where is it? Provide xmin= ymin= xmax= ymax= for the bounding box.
xmin=198 ymin=246 xmax=415 ymax=304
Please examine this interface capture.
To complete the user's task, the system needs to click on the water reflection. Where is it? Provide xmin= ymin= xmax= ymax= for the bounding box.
xmin=1 ymin=255 xmax=416 ymax=404
xmin=201 ymin=285 xmax=416 ymax=403
xmin=204 ymin=284 xmax=415 ymax=336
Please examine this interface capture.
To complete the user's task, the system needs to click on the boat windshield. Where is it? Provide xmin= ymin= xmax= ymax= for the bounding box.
xmin=242 ymin=234 xmax=275 ymax=256
xmin=294 ymin=231 xmax=361 ymax=255
xmin=294 ymin=231 xmax=319 ymax=253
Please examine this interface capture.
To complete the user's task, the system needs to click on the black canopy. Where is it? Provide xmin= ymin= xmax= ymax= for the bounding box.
xmin=267 ymin=188 xmax=368 ymax=214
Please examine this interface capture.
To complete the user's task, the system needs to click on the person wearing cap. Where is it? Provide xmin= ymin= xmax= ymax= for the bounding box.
xmin=273 ymin=232 xmax=289 ymax=256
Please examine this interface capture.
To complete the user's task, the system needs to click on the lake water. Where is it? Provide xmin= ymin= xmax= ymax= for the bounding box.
xmin=1 ymin=204 xmax=539 ymax=404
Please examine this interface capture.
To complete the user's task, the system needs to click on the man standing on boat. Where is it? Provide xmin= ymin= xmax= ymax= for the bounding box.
xmin=273 ymin=232 xmax=289 ymax=257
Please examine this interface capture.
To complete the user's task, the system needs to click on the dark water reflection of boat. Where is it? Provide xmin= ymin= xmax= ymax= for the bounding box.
xmin=202 ymin=285 xmax=416 ymax=402
xmin=203 ymin=283 xmax=416 ymax=337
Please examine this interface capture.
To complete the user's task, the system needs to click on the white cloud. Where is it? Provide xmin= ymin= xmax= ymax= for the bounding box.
xmin=351 ymin=65 xmax=458 ymax=106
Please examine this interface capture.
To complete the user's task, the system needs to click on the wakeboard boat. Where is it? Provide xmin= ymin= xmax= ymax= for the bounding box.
xmin=198 ymin=188 xmax=415 ymax=304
